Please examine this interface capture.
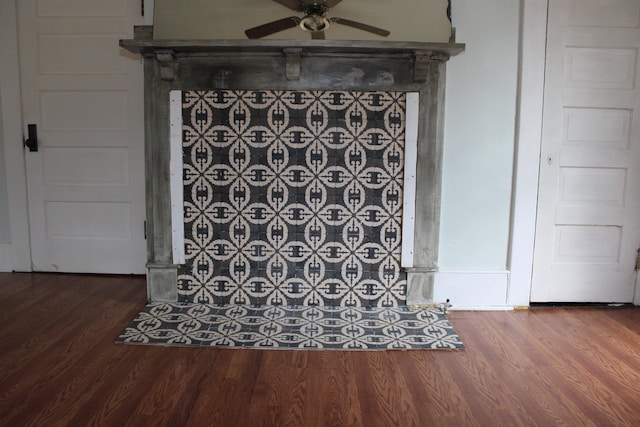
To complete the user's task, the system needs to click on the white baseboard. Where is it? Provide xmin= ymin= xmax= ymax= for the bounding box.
xmin=434 ymin=270 xmax=512 ymax=310
xmin=0 ymin=244 xmax=31 ymax=272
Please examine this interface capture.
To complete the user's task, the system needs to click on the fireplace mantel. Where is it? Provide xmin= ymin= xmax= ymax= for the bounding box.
xmin=120 ymin=31 xmax=464 ymax=306
xmin=120 ymin=38 xmax=464 ymax=84
xmin=120 ymin=38 xmax=464 ymax=56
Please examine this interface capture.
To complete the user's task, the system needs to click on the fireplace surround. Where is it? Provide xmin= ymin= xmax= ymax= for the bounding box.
xmin=120 ymin=30 xmax=464 ymax=306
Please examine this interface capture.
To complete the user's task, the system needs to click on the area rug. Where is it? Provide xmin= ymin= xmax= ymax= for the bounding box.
xmin=116 ymin=303 xmax=464 ymax=350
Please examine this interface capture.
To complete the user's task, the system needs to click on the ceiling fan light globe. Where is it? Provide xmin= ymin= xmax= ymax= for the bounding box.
xmin=300 ymin=15 xmax=329 ymax=32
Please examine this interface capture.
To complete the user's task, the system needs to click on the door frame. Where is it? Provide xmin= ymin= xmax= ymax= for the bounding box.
xmin=507 ymin=0 xmax=548 ymax=307
xmin=510 ymin=0 xmax=640 ymax=306
xmin=0 ymin=0 xmax=31 ymax=272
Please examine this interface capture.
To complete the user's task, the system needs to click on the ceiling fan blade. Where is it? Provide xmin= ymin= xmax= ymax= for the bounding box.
xmin=273 ymin=0 xmax=303 ymax=11
xmin=329 ymin=17 xmax=390 ymax=37
xmin=311 ymin=31 xmax=325 ymax=40
xmin=245 ymin=16 xmax=301 ymax=39
xmin=324 ymin=0 xmax=343 ymax=7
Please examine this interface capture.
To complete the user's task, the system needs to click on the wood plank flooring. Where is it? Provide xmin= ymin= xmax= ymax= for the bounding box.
xmin=0 ymin=272 xmax=639 ymax=426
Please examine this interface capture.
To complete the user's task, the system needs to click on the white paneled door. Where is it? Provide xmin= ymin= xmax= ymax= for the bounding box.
xmin=531 ymin=0 xmax=640 ymax=302
xmin=17 ymin=0 xmax=146 ymax=273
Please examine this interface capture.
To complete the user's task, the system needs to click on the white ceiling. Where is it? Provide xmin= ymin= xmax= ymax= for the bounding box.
xmin=153 ymin=0 xmax=452 ymax=42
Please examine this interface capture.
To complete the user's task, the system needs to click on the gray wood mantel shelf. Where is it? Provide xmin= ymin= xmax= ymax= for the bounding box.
xmin=120 ymin=39 xmax=465 ymax=83
xmin=122 ymin=34 xmax=464 ymax=305
xmin=119 ymin=39 xmax=465 ymax=56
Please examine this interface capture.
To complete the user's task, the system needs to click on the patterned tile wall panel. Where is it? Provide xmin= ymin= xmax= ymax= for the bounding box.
xmin=178 ymin=90 xmax=407 ymax=307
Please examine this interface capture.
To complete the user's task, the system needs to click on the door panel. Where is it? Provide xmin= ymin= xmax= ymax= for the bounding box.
xmin=17 ymin=0 xmax=146 ymax=273
xmin=36 ymin=0 xmax=128 ymax=17
xmin=531 ymin=0 xmax=640 ymax=302
xmin=38 ymin=35 xmax=130 ymax=75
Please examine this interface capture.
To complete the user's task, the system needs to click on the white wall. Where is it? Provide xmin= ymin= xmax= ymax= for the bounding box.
xmin=440 ymin=0 xmax=519 ymax=271
xmin=0 ymin=88 xmax=10 ymax=243
xmin=0 ymin=0 xmax=32 ymax=271
xmin=432 ymin=0 xmax=521 ymax=309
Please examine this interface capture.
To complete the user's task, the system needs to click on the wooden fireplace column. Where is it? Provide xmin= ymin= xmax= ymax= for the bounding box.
xmin=120 ymin=35 xmax=464 ymax=305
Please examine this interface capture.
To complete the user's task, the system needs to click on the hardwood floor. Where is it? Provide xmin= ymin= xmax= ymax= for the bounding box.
xmin=0 ymin=273 xmax=639 ymax=426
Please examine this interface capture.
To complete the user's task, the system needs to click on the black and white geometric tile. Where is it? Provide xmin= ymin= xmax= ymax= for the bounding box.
xmin=177 ymin=90 xmax=408 ymax=308
xmin=118 ymin=90 xmax=465 ymax=350
xmin=116 ymin=303 xmax=464 ymax=350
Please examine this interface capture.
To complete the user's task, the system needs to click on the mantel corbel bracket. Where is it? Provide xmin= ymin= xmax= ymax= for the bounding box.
xmin=413 ymin=52 xmax=451 ymax=83
xmin=431 ymin=53 xmax=451 ymax=62
xmin=283 ymin=48 xmax=302 ymax=81
xmin=413 ymin=53 xmax=431 ymax=83
xmin=155 ymin=49 xmax=176 ymax=81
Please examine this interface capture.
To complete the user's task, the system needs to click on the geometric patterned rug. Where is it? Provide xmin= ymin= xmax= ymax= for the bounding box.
xmin=116 ymin=303 xmax=464 ymax=350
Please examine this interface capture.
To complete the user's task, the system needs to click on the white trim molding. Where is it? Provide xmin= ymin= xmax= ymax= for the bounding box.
xmin=434 ymin=271 xmax=512 ymax=310
xmin=401 ymin=92 xmax=419 ymax=268
xmin=506 ymin=0 xmax=548 ymax=307
xmin=0 ymin=0 xmax=31 ymax=272
xmin=169 ymin=90 xmax=184 ymax=264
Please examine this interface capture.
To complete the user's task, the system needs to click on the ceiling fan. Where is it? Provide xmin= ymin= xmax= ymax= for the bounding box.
xmin=245 ymin=0 xmax=391 ymax=40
